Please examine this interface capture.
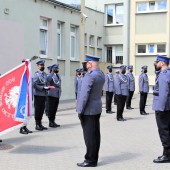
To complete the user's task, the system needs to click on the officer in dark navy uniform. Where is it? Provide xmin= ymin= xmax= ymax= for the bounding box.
xmin=152 ymin=55 xmax=170 ymax=163
xmin=114 ymin=65 xmax=129 ymax=121
xmin=76 ymin=54 xmax=105 ymax=167
xmin=126 ymin=65 xmax=135 ymax=109
xmin=138 ymin=66 xmax=149 ymax=115
xmin=105 ymin=65 xmax=115 ymax=113
xmin=47 ymin=64 xmax=61 ymax=128
xmin=32 ymin=61 xmax=50 ymax=131
xmin=114 ymin=70 xmax=119 ymax=105
xmin=74 ymin=68 xmax=83 ymax=99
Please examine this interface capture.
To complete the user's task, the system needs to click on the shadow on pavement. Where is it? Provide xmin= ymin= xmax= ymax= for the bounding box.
xmin=100 ymin=152 xmax=141 ymax=166
xmin=4 ymin=135 xmax=39 ymax=145
xmin=10 ymin=145 xmax=72 ymax=154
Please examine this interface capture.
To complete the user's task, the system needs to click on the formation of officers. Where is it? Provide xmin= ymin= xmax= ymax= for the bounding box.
xmin=1 ymin=54 xmax=170 ymax=165
xmin=75 ymin=54 xmax=170 ymax=166
xmin=32 ymin=61 xmax=61 ymax=131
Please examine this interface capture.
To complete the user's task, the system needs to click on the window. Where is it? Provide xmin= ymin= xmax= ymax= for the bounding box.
xmin=149 ymin=1 xmax=155 ymax=11
xmin=89 ymin=35 xmax=94 ymax=47
xmin=148 ymin=44 xmax=155 ymax=53
xmin=137 ymin=44 xmax=166 ymax=55
xmin=70 ymin=26 xmax=77 ymax=60
xmin=57 ymin=22 xmax=61 ymax=58
xmin=106 ymin=4 xmax=123 ymax=25
xmin=40 ymin=18 xmax=48 ymax=57
xmin=157 ymin=44 xmax=166 ymax=53
xmin=97 ymin=37 xmax=102 ymax=48
xmin=106 ymin=45 xmax=123 ymax=64
xmin=106 ymin=47 xmax=112 ymax=63
xmin=137 ymin=1 xmax=167 ymax=13
xmin=138 ymin=45 xmax=146 ymax=53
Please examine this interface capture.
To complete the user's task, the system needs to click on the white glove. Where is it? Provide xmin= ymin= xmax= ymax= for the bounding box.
xmin=44 ymin=86 xmax=49 ymax=90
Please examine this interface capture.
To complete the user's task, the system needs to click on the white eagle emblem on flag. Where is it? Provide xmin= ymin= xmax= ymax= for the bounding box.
xmin=4 ymin=86 xmax=20 ymax=109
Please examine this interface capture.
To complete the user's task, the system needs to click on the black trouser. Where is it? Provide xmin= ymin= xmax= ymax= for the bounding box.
xmin=126 ymin=91 xmax=134 ymax=108
xmin=139 ymin=92 xmax=148 ymax=112
xmin=48 ymin=96 xmax=59 ymax=122
xmin=117 ymin=95 xmax=127 ymax=119
xmin=156 ymin=111 xmax=170 ymax=149
xmin=114 ymin=94 xmax=118 ymax=104
xmin=45 ymin=96 xmax=49 ymax=115
xmin=34 ymin=95 xmax=46 ymax=123
xmin=106 ymin=91 xmax=113 ymax=112
xmin=81 ymin=114 xmax=101 ymax=163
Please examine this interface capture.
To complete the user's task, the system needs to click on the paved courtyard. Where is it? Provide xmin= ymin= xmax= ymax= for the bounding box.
xmin=0 ymin=94 xmax=170 ymax=170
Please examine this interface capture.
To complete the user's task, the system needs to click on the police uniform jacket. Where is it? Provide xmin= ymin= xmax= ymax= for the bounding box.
xmin=47 ymin=72 xmax=61 ymax=98
xmin=74 ymin=76 xmax=83 ymax=93
xmin=105 ymin=73 xmax=115 ymax=92
xmin=76 ymin=68 xmax=105 ymax=115
xmin=152 ymin=68 xmax=170 ymax=111
xmin=114 ymin=73 xmax=129 ymax=96
xmin=32 ymin=71 xmax=48 ymax=96
xmin=138 ymin=73 xmax=149 ymax=93
xmin=126 ymin=72 xmax=135 ymax=91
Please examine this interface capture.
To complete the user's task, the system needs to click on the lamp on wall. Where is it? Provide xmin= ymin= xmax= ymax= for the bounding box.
xmin=4 ymin=8 xmax=9 ymax=15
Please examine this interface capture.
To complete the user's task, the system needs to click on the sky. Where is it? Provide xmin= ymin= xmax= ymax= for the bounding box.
xmin=56 ymin=0 xmax=80 ymax=4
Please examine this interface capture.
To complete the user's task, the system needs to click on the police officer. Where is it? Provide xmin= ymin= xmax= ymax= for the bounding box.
xmin=76 ymin=54 xmax=105 ymax=167
xmin=114 ymin=70 xmax=119 ymax=105
xmin=139 ymin=66 xmax=149 ymax=115
xmin=74 ymin=68 xmax=83 ymax=99
xmin=105 ymin=65 xmax=115 ymax=113
xmin=45 ymin=66 xmax=52 ymax=116
xmin=32 ymin=60 xmax=49 ymax=131
xmin=47 ymin=66 xmax=52 ymax=74
xmin=114 ymin=65 xmax=129 ymax=121
xmin=47 ymin=64 xmax=61 ymax=128
xmin=153 ymin=55 xmax=170 ymax=163
xmin=126 ymin=65 xmax=135 ymax=109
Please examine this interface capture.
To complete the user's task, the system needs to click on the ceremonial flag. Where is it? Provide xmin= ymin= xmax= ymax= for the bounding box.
xmin=0 ymin=60 xmax=32 ymax=136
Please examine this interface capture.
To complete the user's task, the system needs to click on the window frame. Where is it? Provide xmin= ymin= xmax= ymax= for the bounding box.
xmin=105 ymin=3 xmax=124 ymax=26
xmin=70 ymin=25 xmax=77 ymax=61
xmin=136 ymin=1 xmax=167 ymax=14
xmin=40 ymin=18 xmax=48 ymax=58
xmin=136 ymin=44 xmax=166 ymax=55
xmin=57 ymin=22 xmax=62 ymax=59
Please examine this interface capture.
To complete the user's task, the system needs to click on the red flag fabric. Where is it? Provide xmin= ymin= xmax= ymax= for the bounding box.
xmin=0 ymin=64 xmax=25 ymax=135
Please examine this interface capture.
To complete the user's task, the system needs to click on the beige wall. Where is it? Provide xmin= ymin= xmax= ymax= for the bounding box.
xmin=130 ymin=0 xmax=170 ymax=92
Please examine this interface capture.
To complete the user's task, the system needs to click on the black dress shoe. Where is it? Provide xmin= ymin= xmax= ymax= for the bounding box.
xmin=40 ymin=124 xmax=48 ymax=130
xmin=20 ymin=127 xmax=28 ymax=134
xmin=153 ymin=155 xmax=170 ymax=163
xmin=53 ymin=122 xmax=60 ymax=127
xmin=140 ymin=111 xmax=147 ymax=115
xmin=77 ymin=162 xmax=97 ymax=167
xmin=49 ymin=122 xmax=57 ymax=128
xmin=117 ymin=118 xmax=126 ymax=121
xmin=24 ymin=126 xmax=33 ymax=133
xmin=35 ymin=124 xmax=43 ymax=131
xmin=106 ymin=111 xmax=115 ymax=114
xmin=0 ymin=139 xmax=2 ymax=142
xmin=144 ymin=111 xmax=149 ymax=115
xmin=127 ymin=107 xmax=134 ymax=109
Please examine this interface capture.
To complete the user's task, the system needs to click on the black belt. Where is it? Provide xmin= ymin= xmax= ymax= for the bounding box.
xmin=153 ymin=92 xmax=170 ymax=96
xmin=153 ymin=92 xmax=159 ymax=96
